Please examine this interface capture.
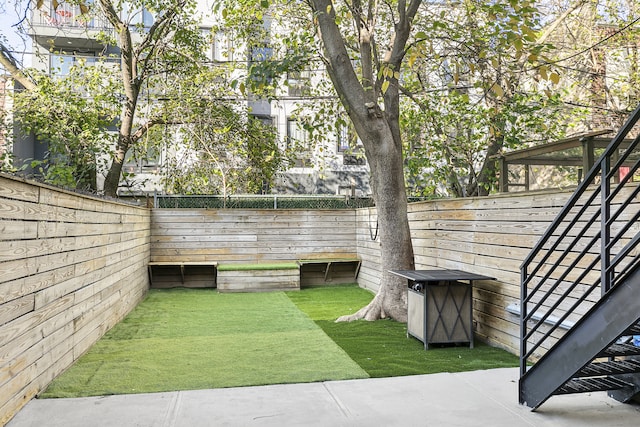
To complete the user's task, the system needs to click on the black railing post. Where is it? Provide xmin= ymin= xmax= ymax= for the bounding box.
xmin=520 ymin=266 xmax=528 ymax=377
xmin=601 ymin=156 xmax=612 ymax=295
xmin=519 ymin=104 xmax=640 ymax=407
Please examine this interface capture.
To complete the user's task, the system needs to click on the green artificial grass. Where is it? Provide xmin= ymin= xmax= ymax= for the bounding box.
xmin=285 ymin=285 xmax=520 ymax=378
xmin=42 ymin=285 xmax=519 ymax=398
xmin=41 ymin=289 xmax=367 ymax=398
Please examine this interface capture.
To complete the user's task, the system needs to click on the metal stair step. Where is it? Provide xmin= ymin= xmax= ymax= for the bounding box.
xmin=600 ymin=343 xmax=640 ymax=357
xmin=556 ymin=377 xmax=634 ymax=395
xmin=624 ymin=323 xmax=640 ymax=336
xmin=576 ymin=359 xmax=640 ymax=377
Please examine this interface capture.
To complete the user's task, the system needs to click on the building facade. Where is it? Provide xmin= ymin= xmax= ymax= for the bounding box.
xmin=20 ymin=1 xmax=370 ymax=197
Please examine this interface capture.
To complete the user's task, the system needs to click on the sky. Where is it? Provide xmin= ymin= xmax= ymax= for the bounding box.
xmin=0 ymin=0 xmax=33 ymax=68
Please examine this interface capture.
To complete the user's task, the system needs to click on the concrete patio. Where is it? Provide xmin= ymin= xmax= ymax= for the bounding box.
xmin=7 ymin=367 xmax=640 ymax=427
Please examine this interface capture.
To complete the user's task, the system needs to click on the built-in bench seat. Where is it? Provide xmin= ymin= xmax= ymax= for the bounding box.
xmin=216 ymin=262 xmax=300 ymax=292
xmin=147 ymin=256 xmax=361 ymax=292
xmin=148 ymin=261 xmax=217 ymax=289
xmin=297 ymin=257 xmax=361 ymax=287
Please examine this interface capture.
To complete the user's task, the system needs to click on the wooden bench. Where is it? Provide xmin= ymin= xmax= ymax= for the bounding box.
xmin=216 ymin=262 xmax=300 ymax=292
xmin=148 ymin=262 xmax=217 ymax=289
xmin=148 ymin=256 xmax=361 ymax=292
xmin=297 ymin=257 xmax=361 ymax=287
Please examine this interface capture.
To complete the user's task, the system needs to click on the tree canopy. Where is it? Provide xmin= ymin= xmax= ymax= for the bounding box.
xmin=1 ymin=0 xmax=291 ymax=195
xmin=4 ymin=1 xmax=640 ymax=198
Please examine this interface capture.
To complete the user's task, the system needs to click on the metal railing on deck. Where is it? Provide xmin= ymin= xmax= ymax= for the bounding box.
xmin=520 ymin=105 xmax=640 ymax=376
xmin=35 ymin=6 xmax=112 ymax=30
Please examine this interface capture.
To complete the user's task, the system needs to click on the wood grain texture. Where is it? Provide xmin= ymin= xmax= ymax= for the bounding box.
xmin=150 ymin=209 xmax=358 ymax=264
xmin=356 ymin=189 xmax=576 ymax=355
xmin=0 ymin=174 xmax=150 ymax=425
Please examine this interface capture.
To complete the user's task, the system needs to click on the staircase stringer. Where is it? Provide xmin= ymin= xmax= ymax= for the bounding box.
xmin=519 ymin=103 xmax=640 ymax=409
xmin=519 ymin=264 xmax=640 ymax=409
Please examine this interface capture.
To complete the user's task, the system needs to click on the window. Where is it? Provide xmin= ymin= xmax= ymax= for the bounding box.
xmin=287 ymin=118 xmax=307 ymax=148
xmin=337 ymin=119 xmax=366 ymax=165
xmin=287 ymin=118 xmax=312 ymax=167
xmin=287 ymin=69 xmax=311 ymax=97
xmin=50 ymin=53 xmax=98 ymax=76
xmin=337 ymin=119 xmax=362 ymax=152
xmin=251 ymin=46 xmax=273 ymax=62
xmin=212 ymin=31 xmax=234 ymax=62
xmin=252 ymin=115 xmax=274 ymax=127
xmin=124 ymin=143 xmax=161 ymax=174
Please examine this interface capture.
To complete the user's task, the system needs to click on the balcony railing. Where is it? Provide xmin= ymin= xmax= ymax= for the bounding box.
xmin=33 ymin=6 xmax=112 ymax=31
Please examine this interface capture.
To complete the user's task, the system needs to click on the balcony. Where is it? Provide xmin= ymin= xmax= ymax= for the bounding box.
xmin=29 ymin=6 xmax=113 ymax=51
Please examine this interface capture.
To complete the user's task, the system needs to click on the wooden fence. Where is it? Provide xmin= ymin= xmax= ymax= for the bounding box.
xmin=1 ymin=176 xmax=578 ymax=423
xmin=150 ymin=191 xmax=573 ymax=354
xmin=150 ymin=209 xmax=359 ymax=263
xmin=0 ymin=174 xmax=150 ymax=425
xmin=356 ymin=190 xmax=574 ymax=354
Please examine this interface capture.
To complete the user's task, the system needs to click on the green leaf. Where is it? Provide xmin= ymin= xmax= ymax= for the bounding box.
xmin=491 ymin=83 xmax=504 ymax=98
xmin=514 ymin=38 xmax=523 ymax=52
xmin=381 ymin=80 xmax=390 ymax=94
xmin=539 ymin=66 xmax=548 ymax=80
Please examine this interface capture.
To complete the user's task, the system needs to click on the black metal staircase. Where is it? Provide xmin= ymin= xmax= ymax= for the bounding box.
xmin=519 ymin=104 xmax=640 ymax=410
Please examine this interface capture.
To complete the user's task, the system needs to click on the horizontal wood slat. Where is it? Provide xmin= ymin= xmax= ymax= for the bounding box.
xmin=0 ymin=174 xmax=150 ymax=425
xmin=356 ymin=188 xmax=577 ymax=355
xmin=150 ymin=209 xmax=358 ymax=265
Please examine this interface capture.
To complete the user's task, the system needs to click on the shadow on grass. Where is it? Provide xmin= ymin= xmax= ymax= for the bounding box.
xmin=286 ymin=285 xmax=519 ymax=378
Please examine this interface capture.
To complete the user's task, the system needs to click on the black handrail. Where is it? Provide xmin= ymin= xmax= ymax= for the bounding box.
xmin=521 ymin=104 xmax=640 ymax=269
xmin=520 ymin=103 xmax=640 ymax=379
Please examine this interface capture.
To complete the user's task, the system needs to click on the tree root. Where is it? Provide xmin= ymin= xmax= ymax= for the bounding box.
xmin=335 ymin=293 xmax=386 ymax=322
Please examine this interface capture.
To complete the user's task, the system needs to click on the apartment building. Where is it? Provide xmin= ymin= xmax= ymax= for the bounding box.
xmin=21 ymin=1 xmax=370 ymax=196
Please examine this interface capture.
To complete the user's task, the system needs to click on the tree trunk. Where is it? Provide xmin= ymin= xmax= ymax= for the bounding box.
xmin=98 ymin=0 xmax=139 ymax=198
xmin=103 ymin=140 xmax=127 ymax=197
xmin=310 ymin=0 xmax=419 ymax=322
xmin=103 ymin=96 xmax=138 ymax=197
xmin=337 ymin=119 xmax=414 ymax=323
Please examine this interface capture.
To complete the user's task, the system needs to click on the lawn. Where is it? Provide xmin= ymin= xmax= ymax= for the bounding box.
xmin=41 ymin=285 xmax=519 ymax=398
xmin=287 ymin=285 xmax=520 ymax=377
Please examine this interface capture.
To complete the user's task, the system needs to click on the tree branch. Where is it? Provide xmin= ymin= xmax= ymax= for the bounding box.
xmin=130 ymin=116 xmax=183 ymax=143
xmin=309 ymin=0 xmax=367 ymax=117
xmin=538 ymin=0 xmax=589 ymax=45
xmin=0 ymin=42 xmax=35 ymax=90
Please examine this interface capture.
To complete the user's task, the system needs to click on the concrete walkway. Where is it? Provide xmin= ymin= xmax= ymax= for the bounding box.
xmin=7 ymin=368 xmax=640 ymax=427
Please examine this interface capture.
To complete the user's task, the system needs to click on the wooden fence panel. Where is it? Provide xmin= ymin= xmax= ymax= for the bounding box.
xmin=356 ymin=189 xmax=575 ymax=354
xmin=0 ymin=174 xmax=150 ymax=425
xmin=150 ymin=209 xmax=359 ymax=264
